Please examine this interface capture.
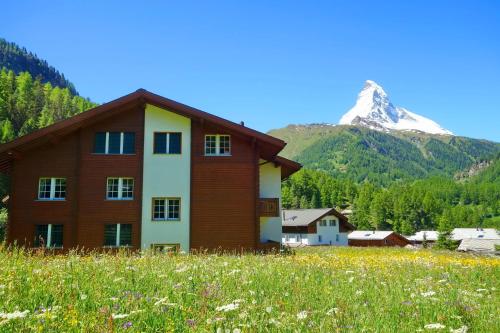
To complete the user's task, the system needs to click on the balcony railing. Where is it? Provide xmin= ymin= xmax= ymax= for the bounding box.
xmin=259 ymin=198 xmax=279 ymax=217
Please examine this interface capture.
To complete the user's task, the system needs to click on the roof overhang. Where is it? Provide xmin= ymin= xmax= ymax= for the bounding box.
xmin=0 ymin=89 xmax=291 ymax=173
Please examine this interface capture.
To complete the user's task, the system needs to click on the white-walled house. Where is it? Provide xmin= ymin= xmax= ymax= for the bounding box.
xmin=282 ymin=208 xmax=355 ymax=246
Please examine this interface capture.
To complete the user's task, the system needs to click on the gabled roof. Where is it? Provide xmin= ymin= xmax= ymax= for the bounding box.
xmin=348 ymin=230 xmax=394 ymax=240
xmin=451 ymin=228 xmax=499 ymax=241
xmin=457 ymin=238 xmax=500 ymax=253
xmin=407 ymin=230 xmax=439 ymax=242
xmin=0 ymin=89 xmax=298 ymax=173
xmin=282 ymin=208 xmax=354 ymax=230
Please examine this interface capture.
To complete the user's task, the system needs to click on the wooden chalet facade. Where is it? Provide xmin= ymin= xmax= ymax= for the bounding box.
xmin=0 ymin=89 xmax=301 ymax=252
xmin=348 ymin=231 xmax=410 ymax=247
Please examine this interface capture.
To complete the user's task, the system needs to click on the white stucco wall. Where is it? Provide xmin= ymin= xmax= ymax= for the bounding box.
xmin=282 ymin=215 xmax=349 ymax=246
xmin=259 ymin=160 xmax=282 ymax=243
xmin=141 ymin=104 xmax=191 ymax=251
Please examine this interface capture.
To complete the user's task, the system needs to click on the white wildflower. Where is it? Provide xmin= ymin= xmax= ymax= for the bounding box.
xmin=355 ymin=290 xmax=363 ymax=295
xmin=266 ymin=306 xmax=272 ymax=313
xmin=326 ymin=308 xmax=339 ymax=315
xmin=345 ymin=270 xmax=355 ymax=274
xmin=421 ymin=291 xmax=436 ymax=297
xmin=112 ymin=313 xmax=129 ymax=319
xmin=296 ymin=311 xmax=308 ymax=320
xmin=109 ymin=297 xmax=119 ymax=301
xmin=79 ymin=294 xmax=88 ymax=300
xmin=0 ymin=310 xmax=30 ymax=320
xmin=450 ymin=326 xmax=468 ymax=333
xmin=216 ymin=303 xmax=239 ymax=312
xmin=424 ymin=323 xmax=445 ymax=329
xmin=174 ymin=265 xmax=189 ymax=273
xmin=476 ymin=288 xmax=487 ymax=292
xmin=437 ymin=279 xmax=447 ymax=283
xmin=269 ymin=318 xmax=280 ymax=325
xmin=348 ymin=277 xmax=354 ymax=283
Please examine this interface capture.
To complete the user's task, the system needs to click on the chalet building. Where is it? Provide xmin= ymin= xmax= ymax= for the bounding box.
xmin=407 ymin=230 xmax=439 ymax=246
xmin=348 ymin=231 xmax=410 ymax=247
xmin=281 ymin=208 xmax=355 ymax=246
xmin=0 ymin=89 xmax=301 ymax=252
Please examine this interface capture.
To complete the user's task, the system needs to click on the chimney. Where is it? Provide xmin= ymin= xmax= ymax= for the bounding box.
xmin=240 ymin=121 xmax=245 ymax=126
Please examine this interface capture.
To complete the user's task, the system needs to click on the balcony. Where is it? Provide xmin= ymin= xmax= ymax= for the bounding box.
xmin=259 ymin=198 xmax=279 ymax=217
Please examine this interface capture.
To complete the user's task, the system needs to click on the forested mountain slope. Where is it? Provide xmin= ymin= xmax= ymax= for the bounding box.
xmin=0 ymin=38 xmax=77 ymax=95
xmin=270 ymin=124 xmax=499 ymax=186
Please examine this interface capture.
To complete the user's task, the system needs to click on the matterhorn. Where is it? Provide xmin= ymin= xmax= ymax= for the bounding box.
xmin=339 ymin=80 xmax=452 ymax=135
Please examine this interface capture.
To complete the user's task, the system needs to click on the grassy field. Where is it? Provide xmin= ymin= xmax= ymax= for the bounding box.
xmin=0 ymin=246 xmax=498 ymax=332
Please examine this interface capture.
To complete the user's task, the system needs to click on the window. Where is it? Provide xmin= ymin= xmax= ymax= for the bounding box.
xmin=104 ymin=224 xmax=132 ymax=247
xmin=152 ymin=244 xmax=179 ymax=254
xmin=154 ymin=132 xmax=182 ymax=154
xmin=329 ymin=220 xmax=336 ymax=227
xmin=34 ymin=224 xmax=63 ymax=248
xmin=336 ymin=234 xmax=339 ymax=242
xmin=153 ymin=198 xmax=181 ymax=221
xmin=296 ymin=234 xmax=301 ymax=242
xmin=38 ymin=178 xmax=66 ymax=200
xmin=93 ymin=132 xmax=135 ymax=154
xmin=205 ymin=135 xmax=231 ymax=156
xmin=106 ymin=178 xmax=134 ymax=200
xmin=285 ymin=234 xmax=290 ymax=242
xmin=318 ymin=235 xmax=322 ymax=242
xmin=319 ymin=220 xmax=327 ymax=227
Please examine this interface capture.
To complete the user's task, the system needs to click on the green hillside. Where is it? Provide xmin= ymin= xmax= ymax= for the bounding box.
xmin=0 ymin=38 xmax=77 ymax=95
xmin=270 ymin=124 xmax=500 ymax=186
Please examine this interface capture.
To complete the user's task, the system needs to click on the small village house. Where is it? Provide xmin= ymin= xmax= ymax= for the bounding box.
xmin=407 ymin=230 xmax=439 ymax=246
xmin=281 ymin=208 xmax=355 ymax=246
xmin=348 ymin=230 xmax=410 ymax=247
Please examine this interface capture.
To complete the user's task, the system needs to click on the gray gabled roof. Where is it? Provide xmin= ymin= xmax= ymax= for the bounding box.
xmin=282 ymin=208 xmax=333 ymax=227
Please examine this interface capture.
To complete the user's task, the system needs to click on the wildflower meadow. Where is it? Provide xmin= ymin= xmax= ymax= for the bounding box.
xmin=0 ymin=246 xmax=498 ymax=332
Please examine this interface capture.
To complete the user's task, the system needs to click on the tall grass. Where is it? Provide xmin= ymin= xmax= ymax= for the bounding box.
xmin=0 ymin=246 xmax=498 ymax=332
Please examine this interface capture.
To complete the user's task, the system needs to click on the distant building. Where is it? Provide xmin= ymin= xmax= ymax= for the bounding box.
xmin=451 ymin=228 xmax=499 ymax=241
xmin=457 ymin=238 xmax=500 ymax=254
xmin=407 ymin=231 xmax=439 ymax=245
xmin=348 ymin=231 xmax=410 ymax=247
xmin=282 ymin=208 xmax=355 ymax=246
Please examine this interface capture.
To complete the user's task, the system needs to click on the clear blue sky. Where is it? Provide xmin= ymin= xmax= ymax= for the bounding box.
xmin=2 ymin=1 xmax=499 ymax=141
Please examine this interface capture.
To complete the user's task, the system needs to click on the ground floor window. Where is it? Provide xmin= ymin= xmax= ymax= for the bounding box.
xmin=104 ymin=224 xmax=132 ymax=247
xmin=336 ymin=234 xmax=339 ymax=242
xmin=318 ymin=235 xmax=322 ymax=242
xmin=34 ymin=224 xmax=63 ymax=248
xmin=151 ymin=244 xmax=179 ymax=253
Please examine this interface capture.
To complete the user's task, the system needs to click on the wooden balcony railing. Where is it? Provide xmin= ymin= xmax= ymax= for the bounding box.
xmin=259 ymin=198 xmax=280 ymax=217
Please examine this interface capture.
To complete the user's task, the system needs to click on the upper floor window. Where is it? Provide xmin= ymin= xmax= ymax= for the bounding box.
xmin=94 ymin=132 xmax=135 ymax=154
xmin=154 ymin=132 xmax=182 ymax=154
xmin=35 ymin=224 xmax=63 ymax=248
xmin=104 ymin=223 xmax=132 ymax=247
xmin=38 ymin=178 xmax=66 ymax=200
xmin=153 ymin=198 xmax=180 ymax=221
xmin=329 ymin=220 xmax=336 ymax=227
xmin=106 ymin=178 xmax=134 ymax=200
xmin=319 ymin=220 xmax=327 ymax=227
xmin=205 ymin=135 xmax=231 ymax=156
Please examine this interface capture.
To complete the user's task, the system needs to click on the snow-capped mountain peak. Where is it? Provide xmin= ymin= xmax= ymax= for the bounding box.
xmin=339 ymin=80 xmax=453 ymax=135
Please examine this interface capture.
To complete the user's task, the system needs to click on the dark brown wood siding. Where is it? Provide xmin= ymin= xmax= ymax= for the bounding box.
xmin=190 ymin=121 xmax=258 ymax=250
xmin=348 ymin=233 xmax=410 ymax=247
xmin=7 ymin=106 xmax=144 ymax=250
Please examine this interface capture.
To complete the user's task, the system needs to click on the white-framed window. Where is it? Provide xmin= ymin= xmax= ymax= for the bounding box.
xmin=38 ymin=178 xmax=66 ymax=200
xmin=329 ymin=220 xmax=336 ymax=227
xmin=34 ymin=224 xmax=63 ymax=248
xmin=319 ymin=220 xmax=327 ymax=227
xmin=104 ymin=223 xmax=132 ymax=247
xmin=154 ymin=132 xmax=182 ymax=154
xmin=336 ymin=234 xmax=339 ymax=242
xmin=152 ymin=244 xmax=179 ymax=253
xmin=94 ymin=132 xmax=135 ymax=154
xmin=296 ymin=234 xmax=301 ymax=242
xmin=318 ymin=235 xmax=322 ymax=242
xmin=106 ymin=178 xmax=134 ymax=200
xmin=285 ymin=234 xmax=290 ymax=242
xmin=204 ymin=135 xmax=231 ymax=156
xmin=153 ymin=198 xmax=181 ymax=221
